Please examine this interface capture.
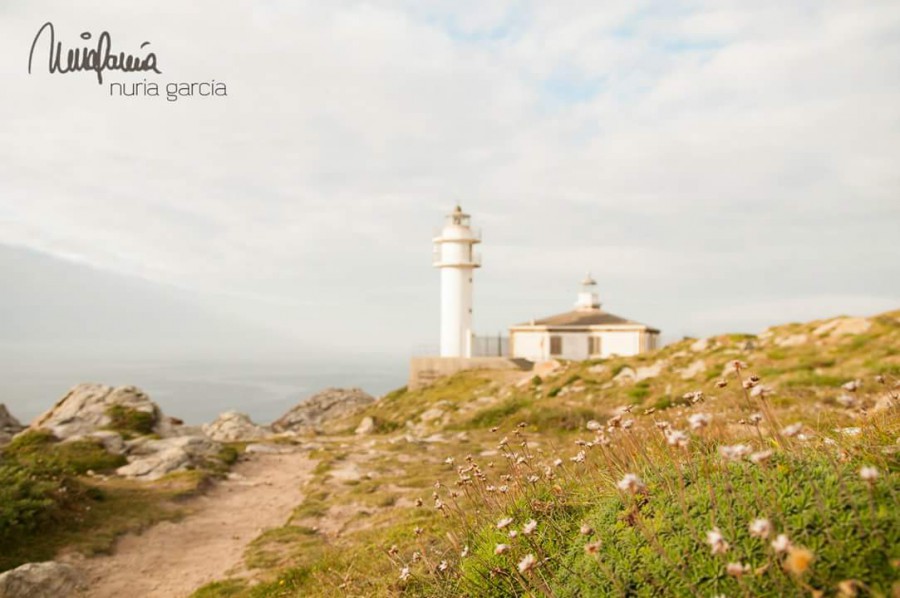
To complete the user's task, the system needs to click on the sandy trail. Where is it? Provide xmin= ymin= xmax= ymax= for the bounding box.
xmin=69 ymin=449 xmax=314 ymax=598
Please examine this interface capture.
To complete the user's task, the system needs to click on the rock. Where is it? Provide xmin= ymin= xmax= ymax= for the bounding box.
xmin=202 ymin=411 xmax=269 ymax=442
xmin=690 ymin=338 xmax=709 ymax=352
xmin=532 ymin=360 xmax=562 ymax=378
xmin=635 ymin=360 xmax=667 ymax=382
xmin=419 ymin=408 xmax=445 ymax=423
xmin=117 ymin=435 xmax=221 ymax=480
xmin=775 ymin=333 xmax=808 ymax=347
xmin=587 ymin=364 xmax=608 ymax=375
xmin=245 ymin=443 xmax=290 ymax=454
xmin=30 ymin=384 xmax=160 ymax=440
xmin=679 ymin=359 xmax=707 ymax=380
xmin=613 ymin=367 xmax=636 ymax=384
xmin=813 ymin=317 xmax=871 ymax=337
xmin=355 ymin=416 xmax=376 ymax=435
xmin=273 ymin=388 xmax=375 ymax=433
xmin=0 ymin=561 xmax=83 ymax=598
xmin=0 ymin=404 xmax=24 ymax=445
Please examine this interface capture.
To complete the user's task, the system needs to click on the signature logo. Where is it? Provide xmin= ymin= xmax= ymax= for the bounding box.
xmin=28 ymin=21 xmax=161 ymax=85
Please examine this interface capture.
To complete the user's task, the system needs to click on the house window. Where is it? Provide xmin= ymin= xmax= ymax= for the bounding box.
xmin=588 ymin=336 xmax=602 ymax=356
xmin=549 ymin=335 xmax=563 ymax=356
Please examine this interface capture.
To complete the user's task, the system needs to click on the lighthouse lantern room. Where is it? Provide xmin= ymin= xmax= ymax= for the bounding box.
xmin=433 ymin=205 xmax=481 ymax=357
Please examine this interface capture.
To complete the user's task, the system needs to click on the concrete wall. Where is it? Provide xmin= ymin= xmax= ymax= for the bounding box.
xmin=408 ymin=356 xmax=532 ymax=390
xmin=510 ymin=327 xmax=659 ymax=361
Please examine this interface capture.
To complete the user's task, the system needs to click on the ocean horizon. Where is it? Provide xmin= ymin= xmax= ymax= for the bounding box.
xmin=1 ymin=355 xmax=408 ymax=426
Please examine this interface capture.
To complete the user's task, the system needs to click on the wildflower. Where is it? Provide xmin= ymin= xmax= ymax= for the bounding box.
xmin=527 ymin=474 xmax=540 ymax=484
xmin=399 ymin=566 xmax=410 ymax=581
xmin=494 ymin=543 xmax=510 ymax=555
xmin=434 ymin=499 xmax=445 ymax=510
xmin=388 ymin=544 xmax=399 ymax=556
xmin=460 ymin=545 xmax=469 ymax=558
xmin=726 ymin=562 xmax=750 ymax=577
xmin=508 ymin=530 xmax=518 ymax=539
xmin=498 ymin=436 xmax=509 ymax=448
xmin=437 ymin=560 xmax=448 ymax=572
xmin=784 ymin=547 xmax=814 ymax=575
xmin=718 ymin=444 xmax=752 ymax=462
xmin=688 ymin=413 xmax=711 ymax=430
xmin=616 ymin=473 xmax=646 ymax=494
xmin=706 ymin=528 xmax=729 ymax=555
xmin=732 ymin=360 xmax=747 ymax=371
xmin=771 ymin=533 xmax=792 ymax=554
xmin=607 ymin=414 xmax=623 ymax=428
xmin=586 ymin=420 xmax=602 ymax=431
xmin=837 ymin=580 xmax=859 ymax=597
xmin=716 ymin=379 xmax=728 ymax=388
xmin=414 ymin=498 xmax=423 ymax=507
xmin=875 ymin=374 xmax=885 ymax=385
xmin=859 ymin=466 xmax=879 ymax=483
xmin=622 ymin=419 xmax=634 ymax=429
xmin=842 ymin=380 xmax=861 ymax=392
xmin=666 ymin=430 xmax=689 ymax=448
xmin=553 ymin=458 xmax=563 ymax=468
xmin=580 ymin=523 xmax=594 ymax=536
xmin=750 ymin=450 xmax=773 ymax=465
xmin=749 ymin=518 xmax=772 ymax=539
xmin=749 ymin=413 xmax=763 ymax=424
xmin=518 ymin=553 xmax=537 ymax=574
xmin=750 ymin=384 xmax=772 ymax=398
xmin=783 ymin=423 xmax=803 ymax=437
xmin=497 ymin=517 xmax=514 ymax=530
xmin=523 ymin=519 xmax=538 ymax=535
xmin=655 ymin=421 xmax=670 ymax=431
xmin=584 ymin=540 xmax=602 ymax=555
xmin=499 ymin=484 xmax=509 ymax=493
xmin=414 ymin=527 xmax=423 ymax=536
xmin=571 ymin=450 xmax=586 ymax=463
xmin=444 ymin=457 xmax=455 ymax=465
xmin=743 ymin=379 xmax=758 ymax=390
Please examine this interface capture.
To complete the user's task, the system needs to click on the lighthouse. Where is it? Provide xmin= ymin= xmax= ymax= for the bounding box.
xmin=433 ymin=205 xmax=481 ymax=357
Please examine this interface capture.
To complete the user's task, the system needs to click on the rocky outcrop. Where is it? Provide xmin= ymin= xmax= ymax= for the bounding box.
xmin=117 ymin=435 xmax=222 ymax=480
xmin=202 ymin=411 xmax=269 ymax=442
xmin=30 ymin=384 xmax=160 ymax=440
xmin=0 ymin=403 xmax=23 ymax=445
xmin=0 ymin=561 xmax=83 ymax=598
xmin=273 ymin=388 xmax=375 ymax=433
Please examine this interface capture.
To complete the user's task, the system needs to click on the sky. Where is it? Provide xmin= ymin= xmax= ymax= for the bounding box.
xmin=1 ymin=0 xmax=899 ymax=361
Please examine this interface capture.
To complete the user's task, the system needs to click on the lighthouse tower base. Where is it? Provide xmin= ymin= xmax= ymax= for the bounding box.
xmin=408 ymin=356 xmax=533 ymax=391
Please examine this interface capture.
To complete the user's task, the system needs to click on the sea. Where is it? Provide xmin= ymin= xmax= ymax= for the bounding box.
xmin=0 ymin=354 xmax=408 ymax=425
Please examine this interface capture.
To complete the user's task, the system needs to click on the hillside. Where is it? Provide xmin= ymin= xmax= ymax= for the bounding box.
xmin=190 ymin=310 xmax=898 ymax=597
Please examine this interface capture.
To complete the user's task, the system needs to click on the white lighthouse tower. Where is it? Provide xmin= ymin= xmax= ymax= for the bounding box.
xmin=433 ymin=205 xmax=481 ymax=357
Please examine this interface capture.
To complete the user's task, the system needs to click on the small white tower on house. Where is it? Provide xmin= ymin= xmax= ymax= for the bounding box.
xmin=575 ymin=272 xmax=601 ymax=310
xmin=433 ymin=205 xmax=481 ymax=357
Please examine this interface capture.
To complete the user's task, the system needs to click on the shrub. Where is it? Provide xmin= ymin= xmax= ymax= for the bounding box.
xmin=105 ymin=405 xmax=156 ymax=436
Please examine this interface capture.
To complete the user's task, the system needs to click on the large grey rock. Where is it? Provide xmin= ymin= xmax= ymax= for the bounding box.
xmin=117 ymin=435 xmax=221 ymax=480
xmin=273 ymin=388 xmax=375 ymax=432
xmin=0 ymin=403 xmax=23 ymax=445
xmin=30 ymin=384 xmax=160 ymax=439
xmin=0 ymin=561 xmax=83 ymax=598
xmin=202 ymin=411 xmax=269 ymax=442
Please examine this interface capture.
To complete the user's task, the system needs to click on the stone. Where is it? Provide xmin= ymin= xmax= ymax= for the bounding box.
xmin=0 ymin=403 xmax=24 ymax=445
xmin=813 ymin=317 xmax=872 ymax=337
xmin=355 ymin=416 xmax=376 ymax=435
xmin=30 ymin=384 xmax=160 ymax=440
xmin=690 ymin=338 xmax=709 ymax=352
xmin=273 ymin=388 xmax=375 ymax=433
xmin=635 ymin=360 xmax=667 ymax=382
xmin=532 ymin=360 xmax=562 ymax=378
xmin=679 ymin=359 xmax=707 ymax=380
xmin=775 ymin=334 xmax=808 ymax=347
xmin=117 ymin=435 xmax=221 ymax=480
xmin=0 ymin=561 xmax=83 ymax=598
xmin=202 ymin=411 xmax=269 ymax=442
xmin=613 ymin=367 xmax=636 ymax=384
xmin=587 ymin=364 xmax=608 ymax=375
xmin=420 ymin=408 xmax=445 ymax=423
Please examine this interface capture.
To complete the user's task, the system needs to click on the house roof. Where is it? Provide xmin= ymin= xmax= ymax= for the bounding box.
xmin=513 ymin=309 xmax=658 ymax=332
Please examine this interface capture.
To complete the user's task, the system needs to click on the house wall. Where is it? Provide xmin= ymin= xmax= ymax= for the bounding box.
xmin=511 ymin=327 xmax=657 ymax=361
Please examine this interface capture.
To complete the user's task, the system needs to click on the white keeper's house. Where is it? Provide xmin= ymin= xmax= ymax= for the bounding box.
xmin=508 ymin=275 xmax=660 ymax=361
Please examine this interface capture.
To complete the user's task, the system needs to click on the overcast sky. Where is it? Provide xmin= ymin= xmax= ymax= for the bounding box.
xmin=1 ymin=0 xmax=898 ymax=358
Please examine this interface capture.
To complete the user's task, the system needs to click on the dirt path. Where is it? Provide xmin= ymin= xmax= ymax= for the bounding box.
xmin=69 ymin=449 xmax=315 ymax=598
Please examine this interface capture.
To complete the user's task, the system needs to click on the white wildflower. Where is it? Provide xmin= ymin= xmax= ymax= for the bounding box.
xmin=719 ymin=444 xmax=752 ymax=462
xmin=616 ymin=473 xmax=646 ymax=494
xmin=517 ymin=553 xmax=537 ymax=574
xmin=859 ymin=466 xmax=879 ymax=482
xmin=749 ymin=518 xmax=772 ymax=539
xmin=706 ymin=528 xmax=729 ymax=555
xmin=688 ymin=413 xmax=711 ymax=430
xmin=494 ymin=543 xmax=510 ymax=555
xmin=496 ymin=517 xmax=514 ymax=530
xmin=523 ymin=519 xmax=538 ymax=535
xmin=771 ymin=533 xmax=792 ymax=554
